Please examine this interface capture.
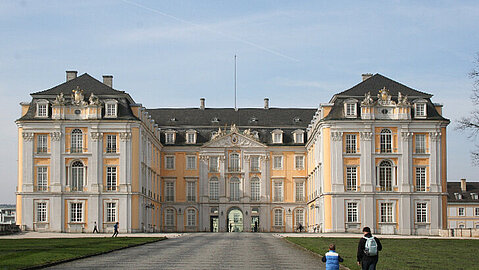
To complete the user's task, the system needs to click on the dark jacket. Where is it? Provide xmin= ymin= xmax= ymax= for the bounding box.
xmin=357 ymin=233 xmax=382 ymax=263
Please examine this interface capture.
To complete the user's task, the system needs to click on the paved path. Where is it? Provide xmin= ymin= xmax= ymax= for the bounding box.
xmin=46 ymin=233 xmax=325 ymax=269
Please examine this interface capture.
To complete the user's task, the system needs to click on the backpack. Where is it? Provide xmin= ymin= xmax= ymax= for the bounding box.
xmin=364 ymin=236 xmax=378 ymax=256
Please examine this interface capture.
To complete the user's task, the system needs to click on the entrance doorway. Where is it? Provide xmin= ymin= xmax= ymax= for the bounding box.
xmin=251 ymin=216 xmax=259 ymax=232
xmin=210 ymin=216 xmax=218 ymax=232
xmin=227 ymin=208 xmax=243 ymax=232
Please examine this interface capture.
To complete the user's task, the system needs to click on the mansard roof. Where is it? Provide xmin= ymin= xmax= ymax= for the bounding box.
xmin=31 ymin=73 xmax=129 ymax=97
xmin=447 ymin=182 xmax=479 ymax=203
xmin=333 ymin=73 xmax=432 ymax=100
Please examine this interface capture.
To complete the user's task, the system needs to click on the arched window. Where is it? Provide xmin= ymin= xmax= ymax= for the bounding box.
xmin=379 ymin=160 xmax=393 ymax=191
xmin=71 ymin=129 xmax=83 ymax=153
xmin=230 ymin=177 xmax=240 ymax=201
xmin=251 ymin=177 xmax=260 ymax=201
xmin=380 ymin=129 xmax=392 ymax=153
xmin=209 ymin=177 xmax=219 ymax=200
xmin=71 ymin=161 xmax=84 ymax=191
xmin=229 ymin=153 xmax=240 ymax=172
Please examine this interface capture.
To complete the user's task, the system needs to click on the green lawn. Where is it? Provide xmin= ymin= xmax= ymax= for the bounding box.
xmin=0 ymin=237 xmax=165 ymax=269
xmin=286 ymin=237 xmax=479 ymax=270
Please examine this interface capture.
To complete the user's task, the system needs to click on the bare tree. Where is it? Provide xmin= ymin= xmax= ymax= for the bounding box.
xmin=457 ymin=53 xmax=479 ymax=164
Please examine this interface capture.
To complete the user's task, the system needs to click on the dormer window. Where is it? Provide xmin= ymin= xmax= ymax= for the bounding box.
xmin=36 ymin=100 xmax=49 ymax=118
xmin=272 ymin=129 xmax=283 ymax=144
xmin=454 ymin=193 xmax=462 ymax=200
xmin=292 ymin=130 xmax=304 ymax=143
xmin=344 ymin=99 xmax=358 ymax=118
xmin=186 ymin=130 xmax=197 ymax=144
xmin=211 ymin=117 xmax=219 ymax=123
xmin=471 ymin=193 xmax=478 ymax=200
xmin=104 ymin=100 xmax=118 ymax=118
xmin=165 ymin=130 xmax=176 ymax=144
xmin=414 ymin=100 xmax=427 ymax=118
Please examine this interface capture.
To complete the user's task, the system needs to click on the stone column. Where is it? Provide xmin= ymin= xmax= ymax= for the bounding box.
xmin=400 ymin=131 xmax=413 ymax=192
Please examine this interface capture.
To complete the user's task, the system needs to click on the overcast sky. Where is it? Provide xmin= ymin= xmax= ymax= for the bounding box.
xmin=1 ymin=0 xmax=478 ymax=203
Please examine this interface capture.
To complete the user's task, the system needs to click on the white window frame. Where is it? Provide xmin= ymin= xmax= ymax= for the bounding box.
xmin=104 ymin=100 xmax=118 ymax=118
xmin=293 ymin=130 xmax=304 ymax=144
xmin=186 ymin=156 xmax=197 ymax=170
xmin=106 ymin=201 xmax=117 ymax=223
xmin=70 ymin=160 xmax=85 ymax=191
xmin=36 ymin=100 xmax=49 ymax=118
xmin=378 ymin=160 xmax=393 ymax=191
xmin=187 ymin=209 xmax=196 ymax=226
xmin=106 ymin=134 xmax=117 ymax=153
xmin=70 ymin=202 xmax=83 ymax=223
xmin=380 ymin=202 xmax=394 ymax=223
xmin=344 ymin=102 xmax=357 ymax=118
xmin=209 ymin=157 xmax=219 ymax=172
xmin=37 ymin=134 xmax=48 ymax=153
xmin=251 ymin=177 xmax=260 ymax=201
xmin=165 ymin=208 xmax=175 ymax=227
xmin=70 ymin=129 xmax=83 ymax=153
xmin=165 ymin=155 xmax=175 ymax=170
xmin=36 ymin=201 xmax=48 ymax=223
xmin=295 ymin=155 xmax=304 ymax=170
xmin=415 ymin=167 xmax=426 ymax=192
xmin=345 ymin=134 xmax=357 ymax=154
xmin=165 ymin=181 xmax=175 ymax=202
xmin=273 ymin=156 xmax=283 ymax=170
xmin=294 ymin=208 xmax=304 ymax=228
xmin=415 ymin=134 xmax=426 ymax=154
xmin=415 ymin=102 xmax=427 ymax=118
xmin=274 ymin=208 xmax=283 ymax=226
xmin=106 ymin=166 xmax=117 ymax=191
xmin=347 ymin=201 xmax=358 ymax=223
xmin=250 ymin=156 xmax=260 ymax=172
xmin=295 ymin=181 xmax=304 ymax=202
xmin=186 ymin=130 xmax=197 ymax=144
xmin=186 ymin=181 xmax=196 ymax=202
xmin=165 ymin=130 xmax=176 ymax=144
xmin=36 ymin=166 xmax=48 ymax=191
xmin=458 ymin=207 xmax=465 ymax=216
xmin=229 ymin=153 xmax=240 ymax=172
xmin=380 ymin=129 xmax=392 ymax=153
xmin=346 ymin=166 xmax=357 ymax=191
xmin=272 ymin=129 xmax=283 ymax=144
xmin=229 ymin=177 xmax=240 ymax=201
xmin=273 ymin=180 xmax=284 ymax=202
xmin=416 ymin=202 xmax=428 ymax=223
xmin=209 ymin=177 xmax=219 ymax=200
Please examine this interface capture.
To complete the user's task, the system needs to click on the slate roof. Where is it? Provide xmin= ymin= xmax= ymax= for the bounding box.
xmin=323 ymin=74 xmax=448 ymax=121
xmin=447 ymin=182 xmax=479 ymax=203
xmin=147 ymin=108 xmax=316 ymax=146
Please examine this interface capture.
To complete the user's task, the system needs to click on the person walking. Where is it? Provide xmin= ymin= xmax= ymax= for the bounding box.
xmin=112 ymin=222 xmax=119 ymax=237
xmin=357 ymin=227 xmax=382 ymax=270
xmin=321 ymin=243 xmax=344 ymax=270
xmin=92 ymin=221 xmax=99 ymax=233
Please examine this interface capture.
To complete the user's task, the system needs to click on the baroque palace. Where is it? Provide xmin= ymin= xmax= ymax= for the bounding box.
xmin=16 ymin=71 xmax=449 ymax=235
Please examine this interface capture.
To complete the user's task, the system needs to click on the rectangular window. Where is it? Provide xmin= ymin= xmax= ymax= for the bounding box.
xmin=346 ymin=167 xmax=357 ymax=191
xmin=166 ymin=209 xmax=174 ymax=226
xmin=345 ymin=134 xmax=357 ymax=154
xmin=209 ymin=157 xmax=219 ymax=172
xmin=251 ymin=180 xmax=260 ymax=201
xmin=37 ymin=166 xmax=48 ymax=191
xmin=416 ymin=103 xmax=426 ymax=117
xmin=273 ymin=133 xmax=282 ymax=143
xmin=165 ymin=182 xmax=175 ymax=202
xmin=187 ymin=209 xmax=196 ymax=226
xmin=106 ymin=103 xmax=116 ymax=116
xmin=295 ymin=182 xmax=304 ymax=201
xmin=416 ymin=202 xmax=427 ymax=223
xmin=274 ymin=209 xmax=283 ymax=226
xmin=250 ymin=156 xmax=260 ymax=172
xmin=165 ymin=156 xmax=175 ymax=169
xmin=106 ymin=135 xmax=117 ymax=153
xmin=347 ymin=202 xmax=358 ymax=222
xmin=106 ymin=166 xmax=117 ymax=191
xmin=295 ymin=156 xmax=304 ymax=170
xmin=295 ymin=133 xmax=304 ymax=143
xmin=165 ymin=133 xmax=175 ymax=144
xmin=209 ymin=180 xmax=219 ymax=200
xmin=106 ymin=202 xmax=116 ymax=222
xmin=37 ymin=103 xmax=47 ymax=117
xmin=187 ymin=182 xmax=196 ymax=202
xmin=475 ymin=208 xmax=479 ymax=216
xmin=36 ymin=202 xmax=47 ymax=222
xmin=415 ymin=134 xmax=426 ymax=154
xmin=229 ymin=153 xmax=240 ymax=172
xmin=274 ymin=182 xmax=283 ymax=202
xmin=380 ymin=202 xmax=393 ymax=223
xmin=415 ymin=167 xmax=426 ymax=192
xmin=37 ymin=134 xmax=48 ymax=153
xmin=273 ymin=156 xmax=283 ymax=170
xmin=186 ymin=156 xmax=196 ymax=170
xmin=295 ymin=209 xmax=304 ymax=227
xmin=346 ymin=103 xmax=356 ymax=116
xmin=187 ymin=133 xmax=196 ymax=144
xmin=458 ymin=207 xmax=465 ymax=216
xmin=70 ymin=203 xmax=83 ymax=223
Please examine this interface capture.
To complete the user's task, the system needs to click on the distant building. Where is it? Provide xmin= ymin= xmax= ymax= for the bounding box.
xmin=0 ymin=205 xmax=16 ymax=224
xmin=447 ymin=179 xmax=479 ymax=229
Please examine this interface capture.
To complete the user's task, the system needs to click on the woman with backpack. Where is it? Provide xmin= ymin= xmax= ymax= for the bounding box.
xmin=357 ymin=227 xmax=382 ymax=270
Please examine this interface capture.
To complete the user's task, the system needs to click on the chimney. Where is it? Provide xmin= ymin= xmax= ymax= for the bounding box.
xmin=103 ymin=75 xmax=113 ymax=88
xmin=200 ymin=98 xmax=205 ymax=110
xmin=264 ymin=98 xmax=269 ymax=109
xmin=66 ymin=71 xmax=77 ymax=82
xmin=461 ymin=178 xmax=467 ymax=192
xmin=362 ymin=73 xmax=373 ymax=81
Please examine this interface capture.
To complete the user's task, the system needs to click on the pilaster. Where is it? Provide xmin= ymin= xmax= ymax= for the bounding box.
xmin=359 ymin=131 xmax=373 ymax=192
xmin=400 ymin=131 xmax=413 ymax=192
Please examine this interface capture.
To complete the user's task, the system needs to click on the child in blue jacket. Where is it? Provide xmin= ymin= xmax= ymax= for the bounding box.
xmin=321 ymin=244 xmax=344 ymax=270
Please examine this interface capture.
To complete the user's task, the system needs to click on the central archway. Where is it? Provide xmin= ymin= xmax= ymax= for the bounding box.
xmin=227 ymin=207 xmax=243 ymax=232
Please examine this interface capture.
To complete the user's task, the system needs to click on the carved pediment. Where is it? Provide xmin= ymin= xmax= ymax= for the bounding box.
xmin=203 ymin=132 xmax=266 ymax=148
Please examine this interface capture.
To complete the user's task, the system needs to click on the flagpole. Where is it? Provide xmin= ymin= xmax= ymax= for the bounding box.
xmin=234 ymin=55 xmax=237 ymax=111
